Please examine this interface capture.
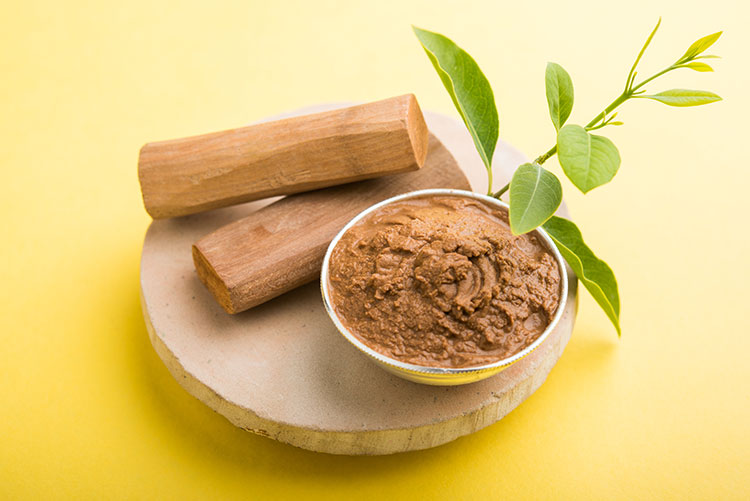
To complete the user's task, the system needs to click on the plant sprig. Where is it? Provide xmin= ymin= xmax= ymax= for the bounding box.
xmin=414 ymin=20 xmax=722 ymax=335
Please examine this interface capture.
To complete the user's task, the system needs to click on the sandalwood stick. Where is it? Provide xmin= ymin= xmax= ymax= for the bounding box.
xmin=138 ymin=95 xmax=428 ymax=218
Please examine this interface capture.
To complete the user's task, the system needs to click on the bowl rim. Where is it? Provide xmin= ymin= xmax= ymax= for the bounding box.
xmin=320 ymin=188 xmax=569 ymax=375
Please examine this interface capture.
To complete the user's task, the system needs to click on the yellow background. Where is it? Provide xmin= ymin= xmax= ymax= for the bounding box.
xmin=2 ymin=1 xmax=748 ymax=499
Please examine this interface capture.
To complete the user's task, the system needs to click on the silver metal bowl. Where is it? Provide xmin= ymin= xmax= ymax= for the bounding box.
xmin=320 ymin=188 xmax=568 ymax=386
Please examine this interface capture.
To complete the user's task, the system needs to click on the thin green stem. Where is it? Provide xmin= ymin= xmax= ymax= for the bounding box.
xmin=587 ymin=122 xmax=608 ymax=131
xmin=493 ymin=183 xmax=509 ymax=198
xmin=630 ymin=65 xmax=677 ymax=92
xmin=535 ymin=145 xmax=558 ymax=165
xmin=584 ymin=93 xmax=630 ymax=129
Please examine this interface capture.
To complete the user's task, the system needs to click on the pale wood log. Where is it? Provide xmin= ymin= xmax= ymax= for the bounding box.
xmin=138 ymin=94 xmax=428 ymax=218
xmin=139 ymin=107 xmax=579 ymax=455
xmin=193 ymin=134 xmax=470 ymax=314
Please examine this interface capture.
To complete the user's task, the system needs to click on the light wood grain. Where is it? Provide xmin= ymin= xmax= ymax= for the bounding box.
xmin=193 ymin=134 xmax=470 ymax=314
xmin=138 ymin=94 xmax=428 ymax=218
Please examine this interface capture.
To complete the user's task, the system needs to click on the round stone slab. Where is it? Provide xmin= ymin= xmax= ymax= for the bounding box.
xmin=139 ymin=107 xmax=578 ymax=455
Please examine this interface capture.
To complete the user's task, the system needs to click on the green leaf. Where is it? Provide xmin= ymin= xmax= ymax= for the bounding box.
xmin=679 ymin=61 xmax=714 ymax=72
xmin=640 ymin=89 xmax=722 ymax=107
xmin=542 ymin=216 xmax=621 ymax=335
xmin=678 ymin=31 xmax=722 ymax=62
xmin=627 ymin=17 xmax=661 ymax=90
xmin=545 ymin=62 xmax=574 ymax=131
xmin=509 ymin=163 xmax=563 ymax=235
xmin=413 ymin=26 xmax=499 ymax=171
xmin=557 ymin=124 xmax=621 ymax=193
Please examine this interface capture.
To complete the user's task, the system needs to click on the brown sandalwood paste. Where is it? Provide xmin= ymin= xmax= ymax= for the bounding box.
xmin=328 ymin=195 xmax=562 ymax=368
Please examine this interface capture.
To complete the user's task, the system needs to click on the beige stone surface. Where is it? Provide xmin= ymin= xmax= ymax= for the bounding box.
xmin=139 ymin=106 xmax=578 ymax=455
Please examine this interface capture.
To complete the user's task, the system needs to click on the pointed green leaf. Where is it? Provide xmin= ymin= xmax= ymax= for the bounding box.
xmin=557 ymin=124 xmax=621 ymax=193
xmin=641 ymin=89 xmax=722 ymax=107
xmin=413 ymin=26 xmax=499 ymax=171
xmin=509 ymin=163 xmax=563 ymax=235
xmin=542 ymin=216 xmax=621 ymax=335
xmin=678 ymin=31 xmax=722 ymax=62
xmin=627 ymin=17 xmax=661 ymax=90
xmin=545 ymin=62 xmax=574 ymax=131
xmin=679 ymin=62 xmax=714 ymax=72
